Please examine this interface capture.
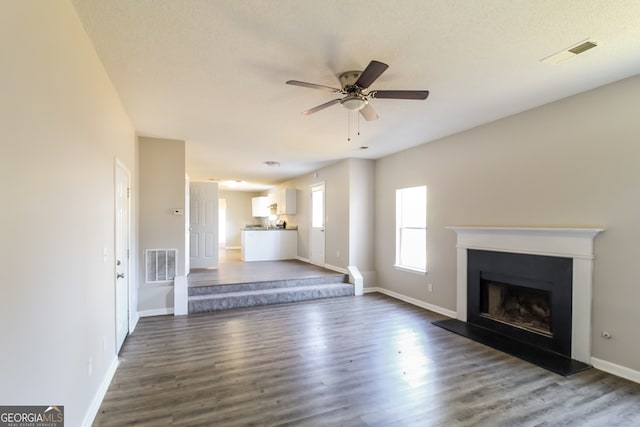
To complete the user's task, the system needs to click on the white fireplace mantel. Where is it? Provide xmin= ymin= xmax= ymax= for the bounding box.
xmin=447 ymin=226 xmax=604 ymax=363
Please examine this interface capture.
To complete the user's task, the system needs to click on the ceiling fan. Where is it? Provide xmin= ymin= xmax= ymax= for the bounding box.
xmin=286 ymin=60 xmax=429 ymax=121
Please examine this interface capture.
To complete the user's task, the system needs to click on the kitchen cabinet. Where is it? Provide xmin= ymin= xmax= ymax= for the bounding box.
xmin=241 ymin=229 xmax=297 ymax=261
xmin=267 ymin=192 xmax=276 ymax=208
xmin=251 ymin=196 xmax=269 ymax=217
xmin=276 ymin=188 xmax=297 ymax=215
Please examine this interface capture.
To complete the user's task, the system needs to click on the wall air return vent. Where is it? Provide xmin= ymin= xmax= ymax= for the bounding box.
xmin=145 ymin=249 xmax=177 ymax=283
xmin=541 ymin=39 xmax=598 ymax=64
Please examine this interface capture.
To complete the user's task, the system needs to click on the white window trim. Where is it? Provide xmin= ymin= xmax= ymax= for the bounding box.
xmin=394 ymin=264 xmax=428 ymax=275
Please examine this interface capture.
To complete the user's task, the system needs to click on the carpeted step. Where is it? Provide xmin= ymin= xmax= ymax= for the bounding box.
xmin=189 ymin=282 xmax=354 ymax=313
xmin=188 ymin=274 xmax=347 ymax=297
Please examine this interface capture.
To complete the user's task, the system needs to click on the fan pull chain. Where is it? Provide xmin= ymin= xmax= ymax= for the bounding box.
xmin=357 ymin=112 xmax=361 ymax=136
xmin=347 ymin=112 xmax=351 ymax=142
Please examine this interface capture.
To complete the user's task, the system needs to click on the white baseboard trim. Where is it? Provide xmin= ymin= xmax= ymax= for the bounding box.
xmin=224 ymin=246 xmax=241 ymax=250
xmin=324 ymin=263 xmax=349 ymax=275
xmin=591 ymin=357 xmax=640 ymax=384
xmin=295 ymin=256 xmax=349 ymax=275
xmin=364 ymin=287 xmax=457 ymax=318
xmin=139 ymin=307 xmax=174 ymax=317
xmin=81 ymin=356 xmax=119 ymax=427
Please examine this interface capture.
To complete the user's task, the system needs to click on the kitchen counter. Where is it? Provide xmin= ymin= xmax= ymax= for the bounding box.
xmin=241 ymin=229 xmax=298 ymax=261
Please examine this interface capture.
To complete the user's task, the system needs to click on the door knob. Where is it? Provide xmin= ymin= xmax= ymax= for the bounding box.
xmin=116 ymin=273 xmax=125 ymax=279
xmin=116 ymin=259 xmax=121 ymax=266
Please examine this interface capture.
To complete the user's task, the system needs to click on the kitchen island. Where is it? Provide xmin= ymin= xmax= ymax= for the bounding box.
xmin=241 ymin=228 xmax=298 ymax=261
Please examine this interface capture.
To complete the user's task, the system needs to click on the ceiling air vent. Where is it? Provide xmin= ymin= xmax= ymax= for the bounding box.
xmin=569 ymin=40 xmax=598 ymax=55
xmin=541 ymin=39 xmax=598 ymax=64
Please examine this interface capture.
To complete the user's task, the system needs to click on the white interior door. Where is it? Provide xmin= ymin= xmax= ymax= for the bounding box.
xmin=310 ymin=183 xmax=325 ymax=266
xmin=115 ymin=160 xmax=130 ymax=353
xmin=184 ymin=177 xmax=190 ymax=273
xmin=189 ymin=182 xmax=219 ymax=269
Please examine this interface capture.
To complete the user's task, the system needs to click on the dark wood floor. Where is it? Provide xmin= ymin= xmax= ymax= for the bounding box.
xmin=94 ymin=294 xmax=640 ymax=426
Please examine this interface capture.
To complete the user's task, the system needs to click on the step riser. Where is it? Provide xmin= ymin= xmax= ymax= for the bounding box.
xmin=189 ymin=274 xmax=347 ymax=296
xmin=189 ymin=286 xmax=354 ymax=314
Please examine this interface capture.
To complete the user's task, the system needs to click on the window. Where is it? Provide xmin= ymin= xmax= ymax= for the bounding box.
xmin=395 ymin=186 xmax=427 ymax=274
xmin=311 ymin=187 xmax=324 ymax=228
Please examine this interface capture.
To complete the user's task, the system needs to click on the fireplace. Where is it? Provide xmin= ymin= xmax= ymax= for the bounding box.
xmin=467 ymin=250 xmax=572 ymax=357
xmin=444 ymin=227 xmax=603 ymax=368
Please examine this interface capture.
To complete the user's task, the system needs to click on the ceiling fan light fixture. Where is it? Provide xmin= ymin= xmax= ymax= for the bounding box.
xmin=340 ymin=95 xmax=368 ymax=111
xmin=288 ymin=60 xmax=429 ymax=119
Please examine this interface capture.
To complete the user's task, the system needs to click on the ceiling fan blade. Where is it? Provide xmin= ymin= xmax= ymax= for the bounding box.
xmin=359 ymin=104 xmax=378 ymax=121
xmin=371 ymin=90 xmax=430 ymax=100
xmin=355 ymin=60 xmax=389 ymax=89
xmin=286 ymin=80 xmax=341 ymax=93
xmin=302 ymin=98 xmax=341 ymax=115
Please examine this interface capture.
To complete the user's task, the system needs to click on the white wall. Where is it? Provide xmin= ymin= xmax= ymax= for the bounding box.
xmin=220 ymin=190 xmax=262 ymax=248
xmin=281 ymin=159 xmax=375 ymax=276
xmin=138 ymin=137 xmax=186 ymax=314
xmin=374 ymin=74 xmax=640 ymax=373
xmin=281 ymin=161 xmax=350 ymax=269
xmin=0 ymin=2 xmax=136 ymax=426
xmin=348 ymin=158 xmax=375 ymax=283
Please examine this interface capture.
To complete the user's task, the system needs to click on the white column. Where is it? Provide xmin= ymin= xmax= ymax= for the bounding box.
xmin=456 ymin=247 xmax=468 ymax=321
xmin=572 ymin=257 xmax=595 ymax=363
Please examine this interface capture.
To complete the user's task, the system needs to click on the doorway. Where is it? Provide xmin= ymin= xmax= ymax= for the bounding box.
xmin=219 ymin=198 xmax=227 ymax=249
xmin=310 ymin=182 xmax=325 ymax=266
xmin=189 ymin=182 xmax=219 ymax=269
xmin=114 ymin=159 xmax=130 ymax=352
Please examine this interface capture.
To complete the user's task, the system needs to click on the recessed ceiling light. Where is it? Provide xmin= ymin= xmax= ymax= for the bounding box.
xmin=264 ymin=161 xmax=280 ymax=167
xmin=360 ymin=146 xmax=369 ymax=150
xmin=224 ymin=180 xmax=244 ymax=188
xmin=541 ymin=38 xmax=598 ymax=64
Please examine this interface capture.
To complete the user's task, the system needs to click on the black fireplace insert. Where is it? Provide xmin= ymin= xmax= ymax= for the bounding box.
xmin=467 ymin=250 xmax=573 ymax=357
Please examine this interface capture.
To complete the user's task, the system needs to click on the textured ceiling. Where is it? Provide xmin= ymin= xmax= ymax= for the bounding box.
xmin=72 ymin=0 xmax=640 ymax=190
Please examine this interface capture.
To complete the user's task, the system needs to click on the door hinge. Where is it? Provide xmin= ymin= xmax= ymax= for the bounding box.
xmin=127 ymin=187 xmax=131 ymax=198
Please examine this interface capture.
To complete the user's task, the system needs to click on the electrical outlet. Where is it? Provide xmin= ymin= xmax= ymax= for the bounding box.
xmin=427 ymin=283 xmax=433 ymax=292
